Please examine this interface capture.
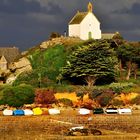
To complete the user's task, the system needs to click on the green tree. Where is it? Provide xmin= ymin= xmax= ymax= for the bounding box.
xmin=0 ymin=84 xmax=35 ymax=107
xmin=61 ymin=40 xmax=118 ymax=87
xmin=117 ymin=43 xmax=140 ymax=80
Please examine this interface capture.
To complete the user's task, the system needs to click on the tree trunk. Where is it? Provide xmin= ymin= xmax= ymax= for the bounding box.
xmin=85 ymin=76 xmax=96 ymax=87
xmin=126 ymin=61 xmax=131 ymax=80
xmin=119 ymin=59 xmax=123 ymax=80
xmin=132 ymin=63 xmax=138 ymax=79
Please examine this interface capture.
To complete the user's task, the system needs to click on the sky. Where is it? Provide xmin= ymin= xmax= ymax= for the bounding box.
xmin=0 ymin=0 xmax=140 ymax=51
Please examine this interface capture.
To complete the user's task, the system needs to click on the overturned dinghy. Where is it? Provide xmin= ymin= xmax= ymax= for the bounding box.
xmin=78 ymin=108 xmax=90 ymax=115
xmin=105 ymin=108 xmax=118 ymax=114
xmin=118 ymin=108 xmax=132 ymax=115
xmin=33 ymin=107 xmax=43 ymax=115
xmin=24 ymin=109 xmax=33 ymax=116
xmin=3 ymin=109 xmax=13 ymax=116
xmin=93 ymin=108 xmax=104 ymax=114
xmin=13 ymin=110 xmax=24 ymax=116
xmin=48 ymin=108 xmax=60 ymax=115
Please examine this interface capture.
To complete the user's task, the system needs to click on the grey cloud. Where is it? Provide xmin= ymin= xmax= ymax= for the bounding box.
xmin=113 ymin=2 xmax=140 ymax=15
xmin=0 ymin=0 xmax=42 ymax=14
xmin=0 ymin=0 xmax=139 ymax=51
xmin=45 ymin=2 xmax=63 ymax=15
xmin=0 ymin=0 xmax=63 ymax=15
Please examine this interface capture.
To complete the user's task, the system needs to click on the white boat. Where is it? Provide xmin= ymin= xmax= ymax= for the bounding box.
xmin=48 ymin=108 xmax=60 ymax=115
xmin=105 ymin=108 xmax=118 ymax=114
xmin=78 ymin=108 xmax=90 ymax=115
xmin=118 ymin=108 xmax=132 ymax=115
xmin=3 ymin=109 xmax=13 ymax=116
xmin=24 ymin=109 xmax=33 ymax=116
xmin=70 ymin=126 xmax=84 ymax=131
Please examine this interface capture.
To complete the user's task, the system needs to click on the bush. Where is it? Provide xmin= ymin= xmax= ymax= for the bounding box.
xmin=50 ymin=32 xmax=61 ymax=39
xmin=122 ymin=85 xmax=140 ymax=93
xmin=109 ymin=82 xmax=134 ymax=94
xmin=0 ymin=84 xmax=35 ymax=107
xmin=95 ymin=89 xmax=114 ymax=107
xmin=35 ymin=89 xmax=56 ymax=104
xmin=111 ymin=99 xmax=124 ymax=106
xmin=89 ymin=89 xmax=103 ymax=100
xmin=76 ymin=86 xmax=95 ymax=100
xmin=46 ymin=84 xmax=76 ymax=93
xmin=98 ymin=96 xmax=112 ymax=107
xmin=131 ymin=95 xmax=140 ymax=105
xmin=58 ymin=98 xmax=73 ymax=106
xmin=73 ymin=99 xmax=98 ymax=109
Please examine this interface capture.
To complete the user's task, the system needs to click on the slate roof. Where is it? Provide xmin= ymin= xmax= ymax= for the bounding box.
xmin=0 ymin=47 xmax=20 ymax=63
xmin=69 ymin=12 xmax=88 ymax=25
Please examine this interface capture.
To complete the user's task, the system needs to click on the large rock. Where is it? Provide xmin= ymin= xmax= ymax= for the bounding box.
xmin=6 ymin=57 xmax=32 ymax=84
xmin=9 ymin=57 xmax=31 ymax=71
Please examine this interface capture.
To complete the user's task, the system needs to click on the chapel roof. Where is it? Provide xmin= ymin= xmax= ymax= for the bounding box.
xmin=69 ymin=12 xmax=88 ymax=25
xmin=69 ymin=2 xmax=100 ymax=25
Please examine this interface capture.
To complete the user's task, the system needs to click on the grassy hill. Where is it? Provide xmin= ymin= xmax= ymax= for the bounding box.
xmin=1 ymin=36 xmax=140 ymax=107
xmin=13 ymin=37 xmax=83 ymax=88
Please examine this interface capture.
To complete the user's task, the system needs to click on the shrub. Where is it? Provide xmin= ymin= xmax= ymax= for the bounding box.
xmin=50 ymin=32 xmax=61 ymax=39
xmin=95 ymin=90 xmax=114 ymax=107
xmin=76 ymin=86 xmax=95 ymax=100
xmin=0 ymin=84 xmax=35 ymax=107
xmin=35 ymin=89 xmax=56 ymax=104
xmin=76 ymin=89 xmax=85 ymax=101
xmin=46 ymin=84 xmax=76 ymax=93
xmin=80 ymin=99 xmax=99 ymax=109
xmin=58 ymin=98 xmax=73 ymax=106
xmin=111 ymin=99 xmax=124 ymax=106
xmin=98 ymin=96 xmax=112 ymax=107
xmin=122 ymin=85 xmax=140 ymax=93
xmin=131 ymin=95 xmax=140 ymax=105
xmin=89 ymin=89 xmax=103 ymax=100
xmin=109 ymin=82 xmax=134 ymax=94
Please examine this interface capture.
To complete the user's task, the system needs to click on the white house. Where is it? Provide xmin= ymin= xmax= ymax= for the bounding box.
xmin=68 ymin=2 xmax=101 ymax=40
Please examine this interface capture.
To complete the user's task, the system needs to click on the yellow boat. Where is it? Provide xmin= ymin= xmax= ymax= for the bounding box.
xmin=32 ymin=107 xmax=43 ymax=115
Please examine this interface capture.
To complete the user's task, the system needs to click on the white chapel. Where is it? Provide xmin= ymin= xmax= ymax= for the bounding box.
xmin=68 ymin=2 xmax=102 ymax=40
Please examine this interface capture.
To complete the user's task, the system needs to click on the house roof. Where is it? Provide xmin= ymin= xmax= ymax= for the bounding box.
xmin=69 ymin=2 xmax=100 ymax=25
xmin=69 ymin=11 xmax=100 ymax=25
xmin=69 ymin=12 xmax=88 ymax=25
xmin=0 ymin=47 xmax=20 ymax=63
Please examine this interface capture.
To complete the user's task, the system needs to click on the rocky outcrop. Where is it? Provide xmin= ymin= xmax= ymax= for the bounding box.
xmin=9 ymin=57 xmax=31 ymax=72
xmin=6 ymin=57 xmax=32 ymax=84
xmin=5 ymin=37 xmax=82 ymax=84
xmin=40 ymin=37 xmax=82 ymax=49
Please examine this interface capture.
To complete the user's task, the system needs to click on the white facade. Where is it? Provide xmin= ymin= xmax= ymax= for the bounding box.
xmin=69 ymin=3 xmax=101 ymax=40
xmin=69 ymin=24 xmax=80 ymax=38
xmin=80 ymin=12 xmax=101 ymax=40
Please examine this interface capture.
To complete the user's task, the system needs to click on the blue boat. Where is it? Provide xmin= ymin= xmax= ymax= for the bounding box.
xmin=13 ymin=110 xmax=25 ymax=116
